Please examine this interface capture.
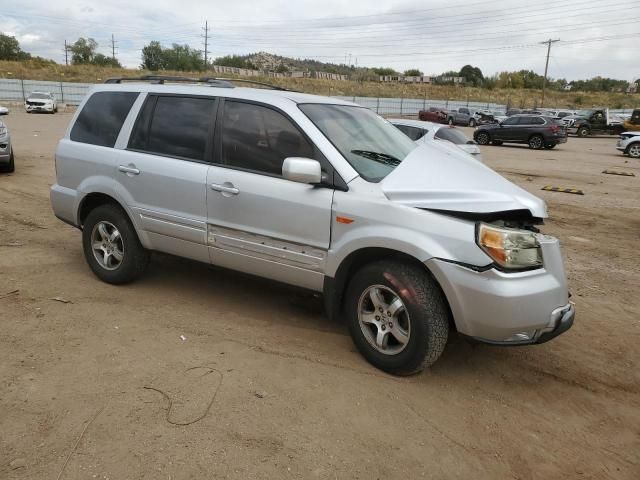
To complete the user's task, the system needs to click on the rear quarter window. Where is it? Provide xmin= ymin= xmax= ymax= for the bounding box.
xmin=70 ymin=91 xmax=139 ymax=147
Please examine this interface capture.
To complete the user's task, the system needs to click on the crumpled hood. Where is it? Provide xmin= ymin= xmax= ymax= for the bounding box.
xmin=381 ymin=143 xmax=548 ymax=218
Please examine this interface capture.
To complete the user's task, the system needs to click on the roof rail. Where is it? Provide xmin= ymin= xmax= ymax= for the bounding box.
xmin=104 ymin=75 xmax=289 ymax=91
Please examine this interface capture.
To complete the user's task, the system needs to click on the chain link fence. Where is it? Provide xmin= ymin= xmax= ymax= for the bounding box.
xmin=0 ymin=78 xmax=634 ymax=118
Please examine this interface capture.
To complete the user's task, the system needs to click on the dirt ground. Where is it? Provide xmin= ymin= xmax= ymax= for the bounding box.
xmin=1 ymin=111 xmax=638 ymax=480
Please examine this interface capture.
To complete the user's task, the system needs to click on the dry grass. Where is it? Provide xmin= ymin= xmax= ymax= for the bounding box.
xmin=1 ymin=60 xmax=638 ymax=109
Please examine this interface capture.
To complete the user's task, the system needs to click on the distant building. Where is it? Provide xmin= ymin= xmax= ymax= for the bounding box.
xmin=434 ymin=76 xmax=464 ymax=85
xmin=379 ymin=75 xmax=432 ymax=83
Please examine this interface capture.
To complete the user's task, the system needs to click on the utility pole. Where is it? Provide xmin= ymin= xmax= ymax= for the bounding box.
xmin=540 ymin=38 xmax=559 ymax=107
xmin=110 ymin=34 xmax=117 ymax=61
xmin=202 ymin=21 xmax=209 ymax=70
xmin=64 ymin=40 xmax=68 ymax=65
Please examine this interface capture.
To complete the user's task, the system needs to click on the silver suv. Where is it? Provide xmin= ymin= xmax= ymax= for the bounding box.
xmin=50 ymin=77 xmax=575 ymax=375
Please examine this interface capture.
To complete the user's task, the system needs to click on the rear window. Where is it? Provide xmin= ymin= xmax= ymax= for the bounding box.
xmin=395 ymin=124 xmax=427 ymax=141
xmin=434 ymin=127 xmax=470 ymax=144
xmin=71 ymin=91 xmax=138 ymax=147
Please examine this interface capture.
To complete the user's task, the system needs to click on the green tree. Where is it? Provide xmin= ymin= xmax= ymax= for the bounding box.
xmin=92 ymin=53 xmax=122 ymax=68
xmin=459 ymin=64 xmax=484 ymax=86
xmin=0 ymin=33 xmax=31 ymax=61
xmin=213 ymin=54 xmax=256 ymax=70
xmin=70 ymin=37 xmax=98 ymax=64
xmin=141 ymin=41 xmax=166 ymax=70
xmin=403 ymin=68 xmax=423 ymax=76
xmin=496 ymin=71 xmax=524 ymax=89
xmin=371 ymin=67 xmax=397 ymax=76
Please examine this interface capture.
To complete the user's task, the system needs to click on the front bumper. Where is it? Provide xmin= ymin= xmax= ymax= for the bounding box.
xmin=426 ymin=234 xmax=574 ymax=345
xmin=25 ymin=104 xmax=54 ymax=112
xmin=0 ymin=137 xmax=10 ymax=163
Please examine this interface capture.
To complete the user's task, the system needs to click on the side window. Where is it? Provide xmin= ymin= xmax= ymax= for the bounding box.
xmin=221 ymin=101 xmax=314 ymax=176
xmin=145 ymin=96 xmax=214 ymax=161
xmin=70 ymin=91 xmax=138 ymax=147
xmin=502 ymin=117 xmax=519 ymax=125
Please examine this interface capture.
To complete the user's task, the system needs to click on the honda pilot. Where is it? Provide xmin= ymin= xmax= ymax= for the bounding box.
xmin=50 ymin=77 xmax=575 ymax=375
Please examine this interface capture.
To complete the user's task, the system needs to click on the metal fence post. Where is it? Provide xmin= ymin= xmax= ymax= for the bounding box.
xmin=20 ymin=78 xmax=25 ymax=101
xmin=60 ymin=82 xmax=64 ymax=104
xmin=400 ymin=96 xmax=404 ymax=116
xmin=376 ymin=97 xmax=380 ymax=114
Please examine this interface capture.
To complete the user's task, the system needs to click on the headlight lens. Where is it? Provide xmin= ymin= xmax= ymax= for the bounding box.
xmin=477 ymin=223 xmax=543 ymax=270
xmin=0 ymin=126 xmax=6 ymax=136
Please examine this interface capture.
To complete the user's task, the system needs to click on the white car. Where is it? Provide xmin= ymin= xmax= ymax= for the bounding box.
xmin=25 ymin=91 xmax=58 ymax=113
xmin=616 ymin=131 xmax=640 ymax=158
xmin=389 ymin=118 xmax=483 ymax=162
xmin=0 ymin=105 xmax=9 ymax=115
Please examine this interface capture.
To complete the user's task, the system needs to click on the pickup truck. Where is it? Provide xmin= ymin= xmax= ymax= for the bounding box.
xmin=447 ymin=107 xmax=478 ymax=127
xmin=623 ymin=109 xmax=640 ymax=132
xmin=562 ymin=109 xmax=625 ymax=137
xmin=418 ymin=107 xmax=448 ymax=124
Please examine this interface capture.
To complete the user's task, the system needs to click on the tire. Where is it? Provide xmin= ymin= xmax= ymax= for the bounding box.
xmin=475 ymin=131 xmax=490 ymax=145
xmin=0 ymin=149 xmax=14 ymax=173
xmin=82 ymin=203 xmax=150 ymax=284
xmin=577 ymin=126 xmax=590 ymax=137
xmin=491 ymin=140 xmax=503 ymax=146
xmin=544 ymin=143 xmax=556 ymax=149
xmin=627 ymin=142 xmax=640 ymax=159
xmin=345 ymin=260 xmax=449 ymax=375
xmin=529 ymin=135 xmax=544 ymax=150
xmin=448 ymin=117 xmax=454 ymax=125
xmin=469 ymin=118 xmax=476 ymax=127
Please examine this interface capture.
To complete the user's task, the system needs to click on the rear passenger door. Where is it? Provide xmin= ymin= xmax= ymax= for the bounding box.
xmin=205 ymin=99 xmax=334 ymax=291
xmin=494 ymin=116 xmax=520 ymax=141
xmin=116 ymin=94 xmax=216 ymax=263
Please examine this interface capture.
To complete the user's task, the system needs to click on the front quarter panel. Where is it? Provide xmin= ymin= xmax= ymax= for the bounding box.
xmin=326 ymin=180 xmax=492 ymax=277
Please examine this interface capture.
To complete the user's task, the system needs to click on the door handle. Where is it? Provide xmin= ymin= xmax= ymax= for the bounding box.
xmin=210 ymin=183 xmax=239 ymax=195
xmin=118 ymin=165 xmax=140 ymax=175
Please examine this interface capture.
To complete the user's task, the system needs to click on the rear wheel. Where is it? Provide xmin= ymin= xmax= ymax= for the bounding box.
xmin=627 ymin=143 xmax=640 ymax=158
xmin=475 ymin=132 xmax=490 ymax=145
xmin=82 ymin=204 xmax=150 ymax=284
xmin=529 ymin=135 xmax=544 ymax=150
xmin=448 ymin=117 xmax=454 ymax=125
xmin=345 ymin=260 xmax=449 ymax=375
xmin=0 ymin=149 xmax=14 ymax=173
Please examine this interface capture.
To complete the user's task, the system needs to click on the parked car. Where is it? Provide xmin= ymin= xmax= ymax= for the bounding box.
xmin=616 ymin=131 xmax=640 ymax=158
xmin=474 ymin=115 xmax=568 ymax=149
xmin=545 ymin=110 xmax=575 ymax=119
xmin=562 ymin=109 xmax=624 ymax=137
xmin=50 ymin=78 xmax=574 ymax=374
xmin=389 ymin=118 xmax=483 ymax=162
xmin=418 ymin=106 xmax=448 ymax=124
xmin=25 ymin=91 xmax=58 ymax=113
xmin=506 ymin=108 xmax=521 ymax=116
xmin=447 ymin=107 xmax=478 ymax=127
xmin=489 ymin=110 xmax=508 ymax=123
xmin=0 ymin=105 xmax=9 ymax=115
xmin=622 ymin=109 xmax=640 ymax=132
xmin=0 ymin=118 xmax=14 ymax=173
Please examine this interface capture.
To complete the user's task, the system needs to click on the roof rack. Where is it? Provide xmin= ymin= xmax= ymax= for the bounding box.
xmin=104 ymin=75 xmax=288 ymax=91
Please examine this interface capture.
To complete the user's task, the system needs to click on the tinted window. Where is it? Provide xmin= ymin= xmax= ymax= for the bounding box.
xmin=501 ymin=117 xmax=519 ymax=125
xmin=145 ymin=96 xmax=214 ymax=161
xmin=395 ymin=124 xmax=426 ymax=141
xmin=434 ymin=127 xmax=470 ymax=144
xmin=71 ymin=91 xmax=138 ymax=147
xmin=221 ymin=101 xmax=314 ymax=176
xmin=518 ymin=116 xmax=544 ymax=125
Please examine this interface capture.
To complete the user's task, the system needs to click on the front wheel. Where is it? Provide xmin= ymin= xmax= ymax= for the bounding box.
xmin=448 ymin=117 xmax=454 ymax=125
xmin=529 ymin=135 xmax=544 ymax=149
xmin=627 ymin=142 xmax=640 ymax=158
xmin=0 ymin=149 xmax=14 ymax=173
xmin=475 ymin=131 xmax=490 ymax=145
xmin=82 ymin=204 xmax=150 ymax=284
xmin=469 ymin=118 xmax=476 ymax=127
xmin=345 ymin=260 xmax=449 ymax=375
xmin=577 ymin=126 xmax=590 ymax=137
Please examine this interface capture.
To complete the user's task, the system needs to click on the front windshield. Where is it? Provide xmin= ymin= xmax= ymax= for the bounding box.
xmin=30 ymin=93 xmax=52 ymax=99
xmin=299 ymin=104 xmax=417 ymax=182
xmin=575 ymin=110 xmax=593 ymax=117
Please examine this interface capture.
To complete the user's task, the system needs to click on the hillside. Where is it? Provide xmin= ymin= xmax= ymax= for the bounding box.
xmin=1 ymin=60 xmax=638 ymax=109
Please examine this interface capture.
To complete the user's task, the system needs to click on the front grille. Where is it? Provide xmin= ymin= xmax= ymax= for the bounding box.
xmin=27 ymin=101 xmax=45 ymax=106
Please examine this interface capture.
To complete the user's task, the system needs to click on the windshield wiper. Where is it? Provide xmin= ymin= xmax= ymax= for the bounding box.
xmin=350 ymin=149 xmax=401 ymax=166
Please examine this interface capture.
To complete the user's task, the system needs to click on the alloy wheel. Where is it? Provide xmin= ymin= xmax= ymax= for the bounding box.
xmin=358 ymin=285 xmax=411 ymax=355
xmin=91 ymin=221 xmax=124 ymax=270
xmin=628 ymin=144 xmax=640 ymax=158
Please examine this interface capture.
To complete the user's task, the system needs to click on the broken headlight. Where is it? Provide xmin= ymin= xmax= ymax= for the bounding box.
xmin=477 ymin=223 xmax=543 ymax=270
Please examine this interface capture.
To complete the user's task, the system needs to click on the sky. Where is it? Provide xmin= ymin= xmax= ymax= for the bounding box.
xmin=1 ymin=0 xmax=638 ymax=81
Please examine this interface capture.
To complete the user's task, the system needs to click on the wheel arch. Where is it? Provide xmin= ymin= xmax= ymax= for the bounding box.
xmin=78 ymin=192 xmax=130 ymax=227
xmin=323 ymin=247 xmax=456 ymax=332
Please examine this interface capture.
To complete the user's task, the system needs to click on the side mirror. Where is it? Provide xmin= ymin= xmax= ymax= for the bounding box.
xmin=282 ymin=157 xmax=322 ymax=184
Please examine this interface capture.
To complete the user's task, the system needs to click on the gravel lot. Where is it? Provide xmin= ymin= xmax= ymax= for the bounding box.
xmin=1 ymin=111 xmax=638 ymax=479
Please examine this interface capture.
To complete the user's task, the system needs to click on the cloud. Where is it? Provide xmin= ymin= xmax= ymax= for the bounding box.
xmin=1 ymin=0 xmax=637 ymax=80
